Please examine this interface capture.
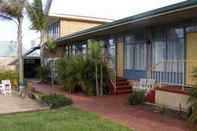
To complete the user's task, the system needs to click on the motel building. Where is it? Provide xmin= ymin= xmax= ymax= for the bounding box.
xmin=43 ymin=0 xmax=197 ymax=112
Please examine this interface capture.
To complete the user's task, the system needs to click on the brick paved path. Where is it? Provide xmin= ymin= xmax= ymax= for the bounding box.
xmin=31 ymin=81 xmax=188 ymax=131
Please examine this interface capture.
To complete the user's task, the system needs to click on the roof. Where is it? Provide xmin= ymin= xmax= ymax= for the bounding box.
xmin=23 ymin=46 xmax=40 ymax=57
xmin=55 ymin=0 xmax=197 ymax=44
xmin=9 ymin=46 xmax=40 ymax=65
xmin=45 ymin=0 xmax=113 ymax=23
xmin=48 ymin=13 xmax=114 ymax=23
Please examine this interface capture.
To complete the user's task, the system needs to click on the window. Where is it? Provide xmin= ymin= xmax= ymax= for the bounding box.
xmin=166 ymin=28 xmax=184 ymax=73
xmin=152 ymin=27 xmax=184 ymax=72
xmin=152 ymin=28 xmax=166 ymax=71
xmin=75 ymin=43 xmax=87 ymax=56
xmin=124 ymin=32 xmax=147 ymax=70
xmin=48 ymin=22 xmax=60 ymax=39
xmin=186 ymin=25 xmax=197 ymax=33
xmin=64 ymin=46 xmax=69 ymax=57
xmin=104 ymin=38 xmax=116 ymax=70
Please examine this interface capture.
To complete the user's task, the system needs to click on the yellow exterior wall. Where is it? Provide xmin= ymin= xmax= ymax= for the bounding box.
xmin=186 ymin=32 xmax=197 ymax=86
xmin=43 ymin=18 xmax=104 ymax=63
xmin=116 ymin=37 xmax=124 ymax=77
xmin=155 ymin=90 xmax=189 ymax=112
xmin=60 ymin=19 xmax=102 ymax=37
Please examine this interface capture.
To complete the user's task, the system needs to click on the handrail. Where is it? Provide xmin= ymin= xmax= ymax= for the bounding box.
xmin=148 ymin=59 xmax=197 ymax=89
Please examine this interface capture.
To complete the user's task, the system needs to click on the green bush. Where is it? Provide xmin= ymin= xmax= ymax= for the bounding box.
xmin=0 ymin=70 xmax=18 ymax=86
xmin=56 ymin=56 xmax=109 ymax=96
xmin=45 ymin=38 xmax=57 ymax=52
xmin=36 ymin=66 xmax=49 ymax=82
xmin=187 ymin=67 xmax=197 ymax=130
xmin=128 ymin=90 xmax=146 ymax=105
xmin=41 ymin=94 xmax=73 ymax=109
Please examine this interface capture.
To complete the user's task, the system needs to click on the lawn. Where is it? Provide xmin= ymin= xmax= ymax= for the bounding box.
xmin=0 ymin=106 xmax=131 ymax=131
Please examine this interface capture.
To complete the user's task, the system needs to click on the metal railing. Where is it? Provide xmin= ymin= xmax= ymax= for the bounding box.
xmin=148 ymin=60 xmax=197 ymax=88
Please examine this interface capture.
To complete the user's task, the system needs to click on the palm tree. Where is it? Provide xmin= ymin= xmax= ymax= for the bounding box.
xmin=0 ymin=0 xmax=25 ymax=82
xmin=88 ymin=40 xmax=104 ymax=96
xmin=26 ymin=0 xmax=47 ymax=64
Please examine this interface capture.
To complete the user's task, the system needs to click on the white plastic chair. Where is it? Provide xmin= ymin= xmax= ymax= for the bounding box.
xmin=0 ymin=84 xmax=6 ymax=95
xmin=146 ymin=79 xmax=156 ymax=89
xmin=133 ymin=78 xmax=147 ymax=90
xmin=133 ymin=78 xmax=156 ymax=90
xmin=2 ymin=80 xmax=12 ymax=94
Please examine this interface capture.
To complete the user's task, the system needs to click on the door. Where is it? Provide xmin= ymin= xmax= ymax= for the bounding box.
xmin=186 ymin=32 xmax=197 ymax=85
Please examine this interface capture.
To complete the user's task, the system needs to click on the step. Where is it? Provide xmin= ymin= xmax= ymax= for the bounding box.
xmin=116 ymin=81 xmax=130 ymax=85
xmin=116 ymin=85 xmax=131 ymax=89
xmin=115 ymin=89 xmax=132 ymax=94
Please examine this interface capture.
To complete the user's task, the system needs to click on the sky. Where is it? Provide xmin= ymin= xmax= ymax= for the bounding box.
xmin=0 ymin=0 xmax=186 ymax=51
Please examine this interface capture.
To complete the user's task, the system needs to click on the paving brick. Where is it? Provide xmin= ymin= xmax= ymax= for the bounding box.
xmin=32 ymin=81 xmax=188 ymax=131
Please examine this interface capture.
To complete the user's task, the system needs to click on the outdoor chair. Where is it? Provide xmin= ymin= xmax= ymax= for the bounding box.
xmin=133 ymin=78 xmax=147 ymax=90
xmin=146 ymin=79 xmax=156 ymax=89
xmin=133 ymin=78 xmax=156 ymax=90
xmin=2 ymin=80 xmax=12 ymax=94
xmin=0 ymin=83 xmax=6 ymax=95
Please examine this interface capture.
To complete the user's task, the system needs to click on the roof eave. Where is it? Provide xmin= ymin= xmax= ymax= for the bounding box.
xmin=56 ymin=0 xmax=197 ymax=43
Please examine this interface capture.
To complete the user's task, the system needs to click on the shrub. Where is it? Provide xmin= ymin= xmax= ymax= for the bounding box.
xmin=0 ymin=70 xmax=18 ymax=86
xmin=36 ymin=66 xmax=49 ymax=82
xmin=45 ymin=38 xmax=57 ymax=52
xmin=41 ymin=94 xmax=73 ymax=109
xmin=56 ymin=46 xmax=109 ymax=96
xmin=187 ymin=67 xmax=197 ymax=130
xmin=128 ymin=89 xmax=146 ymax=105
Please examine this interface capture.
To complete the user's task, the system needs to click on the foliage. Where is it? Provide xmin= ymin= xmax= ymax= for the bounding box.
xmin=56 ymin=42 xmax=109 ymax=96
xmin=87 ymin=40 xmax=103 ymax=60
xmin=0 ymin=70 xmax=18 ymax=86
xmin=0 ymin=0 xmax=48 ymax=81
xmin=41 ymin=94 xmax=73 ymax=109
xmin=26 ymin=0 xmax=47 ymax=31
xmin=36 ymin=66 xmax=48 ymax=82
xmin=0 ymin=0 xmax=26 ymax=82
xmin=128 ymin=89 xmax=146 ymax=105
xmin=45 ymin=38 xmax=57 ymax=52
xmin=0 ymin=107 xmax=131 ymax=131
xmin=56 ymin=56 xmax=95 ymax=95
xmin=87 ymin=40 xmax=106 ymax=96
xmin=187 ymin=67 xmax=197 ymax=130
xmin=0 ymin=0 xmax=24 ymax=19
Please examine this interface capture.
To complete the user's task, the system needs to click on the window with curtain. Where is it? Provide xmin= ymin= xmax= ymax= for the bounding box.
xmin=64 ymin=46 xmax=69 ymax=57
xmin=48 ymin=22 xmax=60 ymax=39
xmin=107 ymin=38 xmax=116 ymax=70
xmin=75 ymin=43 xmax=87 ymax=56
xmin=152 ymin=27 xmax=184 ymax=73
xmin=166 ymin=28 xmax=184 ymax=73
xmin=152 ymin=29 xmax=166 ymax=71
xmin=124 ymin=32 xmax=147 ymax=70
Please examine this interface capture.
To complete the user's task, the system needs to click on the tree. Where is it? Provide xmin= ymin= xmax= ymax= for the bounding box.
xmin=0 ymin=0 xmax=25 ymax=82
xmin=26 ymin=0 xmax=47 ymax=64
xmin=88 ymin=40 xmax=104 ymax=96
xmin=0 ymin=0 xmax=48 ymax=82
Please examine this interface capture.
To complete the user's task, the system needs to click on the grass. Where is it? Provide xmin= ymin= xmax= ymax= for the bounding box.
xmin=0 ymin=106 xmax=131 ymax=131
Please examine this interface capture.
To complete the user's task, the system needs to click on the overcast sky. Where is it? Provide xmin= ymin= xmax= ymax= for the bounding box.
xmin=0 ymin=0 xmax=186 ymax=50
